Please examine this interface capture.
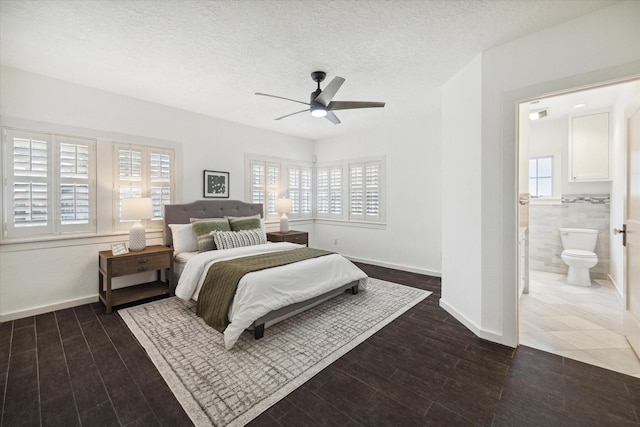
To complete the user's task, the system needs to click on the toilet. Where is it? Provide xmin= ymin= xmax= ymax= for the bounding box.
xmin=559 ymin=228 xmax=599 ymax=287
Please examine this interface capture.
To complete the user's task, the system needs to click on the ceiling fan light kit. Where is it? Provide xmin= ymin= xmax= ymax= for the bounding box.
xmin=255 ymin=71 xmax=385 ymax=124
xmin=310 ymin=105 xmax=327 ymax=117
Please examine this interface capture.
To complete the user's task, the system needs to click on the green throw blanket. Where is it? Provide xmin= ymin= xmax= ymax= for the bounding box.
xmin=197 ymin=247 xmax=335 ymax=332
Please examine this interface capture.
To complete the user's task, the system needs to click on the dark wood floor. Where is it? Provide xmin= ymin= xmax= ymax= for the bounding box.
xmin=1 ymin=263 xmax=639 ymax=426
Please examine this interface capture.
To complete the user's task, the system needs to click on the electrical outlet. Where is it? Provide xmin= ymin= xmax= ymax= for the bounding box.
xmin=334 ymin=239 xmax=338 ymax=245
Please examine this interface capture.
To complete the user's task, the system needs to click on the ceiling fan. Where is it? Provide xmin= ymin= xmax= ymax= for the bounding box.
xmin=255 ymin=71 xmax=385 ymax=125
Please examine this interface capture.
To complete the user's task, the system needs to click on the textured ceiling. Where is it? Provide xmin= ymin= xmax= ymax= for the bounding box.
xmin=0 ymin=0 xmax=619 ymax=140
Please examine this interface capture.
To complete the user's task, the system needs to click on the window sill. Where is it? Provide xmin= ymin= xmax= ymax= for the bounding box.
xmin=0 ymin=229 xmax=164 ymax=252
xmin=265 ymin=217 xmax=387 ymax=230
xmin=315 ymin=218 xmax=387 ymax=229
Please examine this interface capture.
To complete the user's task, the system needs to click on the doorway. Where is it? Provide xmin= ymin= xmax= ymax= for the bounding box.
xmin=517 ymin=79 xmax=640 ymax=376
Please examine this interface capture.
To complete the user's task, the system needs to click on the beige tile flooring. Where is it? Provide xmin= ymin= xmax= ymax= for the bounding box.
xmin=519 ymin=270 xmax=640 ymax=378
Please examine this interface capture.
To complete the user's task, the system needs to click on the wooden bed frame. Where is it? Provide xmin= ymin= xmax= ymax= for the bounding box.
xmin=163 ymin=200 xmax=359 ymax=339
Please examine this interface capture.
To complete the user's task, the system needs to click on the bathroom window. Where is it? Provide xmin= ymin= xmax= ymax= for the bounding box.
xmin=529 ymin=156 xmax=552 ymax=197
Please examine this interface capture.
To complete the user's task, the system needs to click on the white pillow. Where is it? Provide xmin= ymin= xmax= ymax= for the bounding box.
xmin=169 ymin=223 xmax=199 ymax=255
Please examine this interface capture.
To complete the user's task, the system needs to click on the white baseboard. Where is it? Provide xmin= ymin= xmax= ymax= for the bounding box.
xmin=344 ymin=256 xmax=441 ymax=278
xmin=0 ymin=259 xmax=440 ymax=322
xmin=623 ymin=311 xmax=640 ymax=359
xmin=607 ymin=273 xmax=625 ymax=308
xmin=439 ymin=298 xmax=514 ymax=347
xmin=0 ymin=295 xmax=98 ymax=322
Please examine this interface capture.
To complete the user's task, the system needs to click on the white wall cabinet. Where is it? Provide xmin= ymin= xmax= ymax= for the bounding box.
xmin=568 ymin=112 xmax=611 ymax=181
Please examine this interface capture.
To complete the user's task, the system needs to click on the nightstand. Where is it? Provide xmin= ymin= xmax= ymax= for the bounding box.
xmin=266 ymin=230 xmax=309 ymax=246
xmin=98 ymin=245 xmax=173 ymax=313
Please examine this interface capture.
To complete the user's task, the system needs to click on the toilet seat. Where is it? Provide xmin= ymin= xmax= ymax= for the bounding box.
xmin=562 ymin=249 xmax=596 ymax=258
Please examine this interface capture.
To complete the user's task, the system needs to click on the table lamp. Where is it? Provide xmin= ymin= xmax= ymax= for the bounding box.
xmin=122 ymin=197 xmax=153 ymax=251
xmin=275 ymin=198 xmax=293 ymax=233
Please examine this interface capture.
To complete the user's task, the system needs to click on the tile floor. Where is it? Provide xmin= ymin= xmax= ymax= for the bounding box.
xmin=520 ymin=270 xmax=640 ymax=378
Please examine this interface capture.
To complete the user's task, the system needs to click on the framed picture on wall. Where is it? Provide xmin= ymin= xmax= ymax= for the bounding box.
xmin=203 ymin=170 xmax=230 ymax=198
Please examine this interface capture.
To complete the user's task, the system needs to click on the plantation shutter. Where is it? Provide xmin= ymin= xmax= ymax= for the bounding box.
xmin=300 ymin=167 xmax=312 ymax=216
xmin=58 ymin=135 xmax=96 ymax=233
xmin=3 ymin=128 xmax=96 ymax=239
xmin=365 ymin=163 xmax=381 ymax=219
xmin=289 ymin=167 xmax=300 ymax=213
xmin=4 ymin=129 xmax=52 ymax=237
xmin=350 ymin=164 xmax=364 ymax=219
xmin=317 ymin=168 xmax=329 ymax=215
xmin=349 ymin=161 xmax=381 ymax=222
xmin=266 ymin=163 xmax=280 ymax=218
xmin=316 ymin=166 xmax=342 ymax=218
xmin=329 ymin=168 xmax=342 ymax=216
xmin=114 ymin=143 xmax=174 ymax=230
xmin=251 ymin=161 xmax=265 ymax=205
xmin=115 ymin=146 xmax=143 ymax=228
xmin=250 ymin=160 xmax=280 ymax=219
xmin=288 ymin=166 xmax=312 ymax=218
xmin=149 ymin=149 xmax=173 ymax=221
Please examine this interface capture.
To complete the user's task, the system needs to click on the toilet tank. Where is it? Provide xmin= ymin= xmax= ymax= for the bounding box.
xmin=559 ymin=228 xmax=598 ymax=251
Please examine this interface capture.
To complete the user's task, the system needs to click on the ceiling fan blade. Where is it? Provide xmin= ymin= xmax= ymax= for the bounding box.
xmin=325 ymin=111 xmax=341 ymax=125
xmin=255 ymin=92 xmax=310 ymax=106
xmin=327 ymin=101 xmax=386 ymax=111
xmin=315 ymin=76 xmax=345 ymax=107
xmin=275 ymin=109 xmax=311 ymax=120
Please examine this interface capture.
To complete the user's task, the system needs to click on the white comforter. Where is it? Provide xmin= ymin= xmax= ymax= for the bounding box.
xmin=175 ymin=242 xmax=368 ymax=349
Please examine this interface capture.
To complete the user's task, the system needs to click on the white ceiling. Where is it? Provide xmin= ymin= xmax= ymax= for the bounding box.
xmin=527 ymin=80 xmax=639 ymax=121
xmin=0 ymin=0 xmax=620 ymax=140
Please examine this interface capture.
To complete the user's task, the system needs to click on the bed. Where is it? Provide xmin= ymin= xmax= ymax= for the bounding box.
xmin=163 ymin=200 xmax=368 ymax=349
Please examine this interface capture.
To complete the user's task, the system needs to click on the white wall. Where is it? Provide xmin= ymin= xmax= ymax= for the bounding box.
xmin=442 ymin=0 xmax=640 ymax=347
xmin=313 ymin=112 xmax=442 ymax=276
xmin=440 ymin=55 xmax=483 ymax=332
xmin=0 ymin=67 xmax=313 ymax=320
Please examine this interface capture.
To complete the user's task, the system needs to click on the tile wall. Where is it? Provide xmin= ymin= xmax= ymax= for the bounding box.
xmin=529 ymin=194 xmax=610 ymax=279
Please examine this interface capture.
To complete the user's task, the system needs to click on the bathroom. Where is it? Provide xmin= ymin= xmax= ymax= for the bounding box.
xmin=518 ymin=79 xmax=640 ymax=376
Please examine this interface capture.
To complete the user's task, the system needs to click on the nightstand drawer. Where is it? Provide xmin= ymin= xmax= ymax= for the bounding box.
xmin=288 ymin=234 xmax=308 ymax=245
xmin=266 ymin=231 xmax=308 ymax=246
xmin=110 ymin=252 xmax=170 ymax=276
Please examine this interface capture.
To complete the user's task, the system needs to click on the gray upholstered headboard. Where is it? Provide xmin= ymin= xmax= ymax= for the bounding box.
xmin=163 ymin=200 xmax=264 ymax=246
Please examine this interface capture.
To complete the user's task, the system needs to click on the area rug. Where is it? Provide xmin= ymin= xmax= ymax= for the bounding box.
xmin=119 ymin=278 xmax=431 ymax=427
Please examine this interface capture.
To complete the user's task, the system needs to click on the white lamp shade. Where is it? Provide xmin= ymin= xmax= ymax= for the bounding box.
xmin=122 ymin=198 xmax=154 ymax=220
xmin=275 ymin=198 xmax=292 ymax=213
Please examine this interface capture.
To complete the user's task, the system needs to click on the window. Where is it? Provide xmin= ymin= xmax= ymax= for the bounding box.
xmin=315 ymin=157 xmax=385 ymax=224
xmin=114 ymin=143 xmax=174 ymax=229
xmin=349 ymin=160 xmax=382 ymax=222
xmin=246 ymin=155 xmax=314 ymax=220
xmin=3 ymin=128 xmax=96 ymax=239
xmin=316 ymin=166 xmax=343 ymax=218
xmin=529 ymin=156 xmax=552 ymax=197
xmin=287 ymin=165 xmax=312 ymax=218
xmin=249 ymin=160 xmax=280 ymax=219
xmin=247 ymin=154 xmax=384 ymax=225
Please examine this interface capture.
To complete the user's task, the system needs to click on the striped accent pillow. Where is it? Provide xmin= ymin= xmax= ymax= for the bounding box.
xmin=211 ymin=229 xmax=267 ymax=250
